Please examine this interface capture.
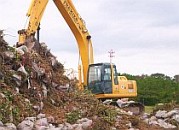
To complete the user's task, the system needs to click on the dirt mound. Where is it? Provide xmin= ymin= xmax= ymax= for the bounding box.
xmin=0 ymin=31 xmax=163 ymax=130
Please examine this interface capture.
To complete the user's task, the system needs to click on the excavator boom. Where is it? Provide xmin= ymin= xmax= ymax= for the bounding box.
xmin=53 ymin=0 xmax=94 ymax=86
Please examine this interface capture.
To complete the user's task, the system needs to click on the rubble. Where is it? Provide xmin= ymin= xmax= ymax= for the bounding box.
xmin=143 ymin=108 xmax=179 ymax=129
xmin=155 ymin=110 xmax=167 ymax=118
xmin=16 ymin=114 xmax=93 ymax=130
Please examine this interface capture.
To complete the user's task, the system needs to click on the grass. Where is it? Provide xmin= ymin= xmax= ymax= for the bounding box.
xmin=145 ymin=106 xmax=154 ymax=114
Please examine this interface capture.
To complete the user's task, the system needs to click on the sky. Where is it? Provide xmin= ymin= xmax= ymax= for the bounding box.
xmin=0 ymin=0 xmax=179 ymax=77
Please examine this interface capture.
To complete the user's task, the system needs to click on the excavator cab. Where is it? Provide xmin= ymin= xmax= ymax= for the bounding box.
xmin=87 ymin=63 xmax=118 ymax=95
xmin=87 ymin=63 xmax=137 ymax=99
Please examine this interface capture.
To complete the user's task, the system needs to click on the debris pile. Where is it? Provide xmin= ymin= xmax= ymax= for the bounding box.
xmin=0 ymin=31 xmax=165 ymax=130
xmin=143 ymin=105 xmax=179 ymax=129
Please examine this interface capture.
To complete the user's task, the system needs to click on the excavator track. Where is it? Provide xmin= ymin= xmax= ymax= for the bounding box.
xmin=122 ymin=102 xmax=145 ymax=115
xmin=104 ymin=100 xmax=145 ymax=115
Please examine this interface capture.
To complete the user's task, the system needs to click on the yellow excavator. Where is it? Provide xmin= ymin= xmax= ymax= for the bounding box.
xmin=17 ymin=0 xmax=144 ymax=114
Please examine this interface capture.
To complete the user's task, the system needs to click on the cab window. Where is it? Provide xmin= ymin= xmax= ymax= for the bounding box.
xmin=104 ymin=67 xmax=111 ymax=80
xmin=88 ymin=66 xmax=102 ymax=83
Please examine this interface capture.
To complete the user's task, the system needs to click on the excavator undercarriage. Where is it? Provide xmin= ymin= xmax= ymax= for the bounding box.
xmin=103 ymin=99 xmax=145 ymax=115
xmin=121 ymin=102 xmax=145 ymax=115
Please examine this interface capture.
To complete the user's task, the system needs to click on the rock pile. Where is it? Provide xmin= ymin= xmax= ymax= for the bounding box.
xmin=0 ymin=113 xmax=93 ymax=130
xmin=143 ymin=108 xmax=179 ymax=129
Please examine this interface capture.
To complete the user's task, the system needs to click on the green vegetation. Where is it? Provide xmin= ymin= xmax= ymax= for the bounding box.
xmin=121 ymin=73 xmax=179 ymax=106
xmin=65 ymin=110 xmax=81 ymax=124
xmin=145 ymin=106 xmax=154 ymax=114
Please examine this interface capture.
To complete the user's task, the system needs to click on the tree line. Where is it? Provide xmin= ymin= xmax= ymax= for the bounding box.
xmin=120 ymin=73 xmax=179 ymax=106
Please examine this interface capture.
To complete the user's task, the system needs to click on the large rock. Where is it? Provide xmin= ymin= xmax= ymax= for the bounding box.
xmin=35 ymin=118 xmax=48 ymax=128
xmin=155 ymin=110 xmax=167 ymax=118
xmin=163 ymin=109 xmax=179 ymax=118
xmin=172 ymin=114 xmax=179 ymax=122
xmin=17 ymin=119 xmax=34 ymax=130
xmin=157 ymin=119 xmax=176 ymax=129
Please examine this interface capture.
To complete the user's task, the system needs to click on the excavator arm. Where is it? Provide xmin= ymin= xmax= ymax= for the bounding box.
xmin=53 ymin=0 xmax=94 ymax=87
xmin=18 ymin=0 xmax=94 ymax=87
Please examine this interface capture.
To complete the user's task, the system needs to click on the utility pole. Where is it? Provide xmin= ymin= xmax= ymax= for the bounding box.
xmin=108 ymin=49 xmax=115 ymax=63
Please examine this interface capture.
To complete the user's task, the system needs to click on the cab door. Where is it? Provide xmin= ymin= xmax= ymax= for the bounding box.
xmin=102 ymin=65 xmax=112 ymax=94
xmin=87 ymin=64 xmax=103 ymax=94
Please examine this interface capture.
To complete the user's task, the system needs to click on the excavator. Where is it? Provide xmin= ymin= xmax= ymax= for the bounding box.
xmin=17 ymin=0 xmax=144 ymax=115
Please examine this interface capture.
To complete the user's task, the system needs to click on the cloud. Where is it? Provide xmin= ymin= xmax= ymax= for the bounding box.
xmin=1 ymin=0 xmax=179 ymax=76
xmin=96 ymin=0 xmax=179 ymax=44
